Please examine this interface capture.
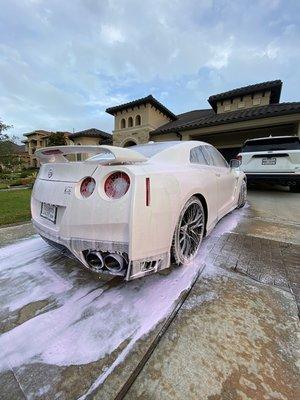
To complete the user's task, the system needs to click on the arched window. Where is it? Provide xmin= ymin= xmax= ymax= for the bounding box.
xmin=135 ymin=115 xmax=141 ymax=126
xmin=120 ymin=118 xmax=126 ymax=129
xmin=128 ymin=116 xmax=133 ymax=127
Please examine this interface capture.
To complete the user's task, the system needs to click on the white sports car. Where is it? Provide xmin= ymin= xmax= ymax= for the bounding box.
xmin=32 ymin=141 xmax=246 ymax=280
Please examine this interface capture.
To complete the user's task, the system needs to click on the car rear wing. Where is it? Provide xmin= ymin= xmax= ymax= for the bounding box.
xmin=35 ymin=145 xmax=148 ymax=164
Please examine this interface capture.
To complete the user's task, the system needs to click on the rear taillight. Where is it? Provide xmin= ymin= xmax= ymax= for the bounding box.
xmin=236 ymin=155 xmax=242 ymax=161
xmin=80 ymin=177 xmax=96 ymax=198
xmin=146 ymin=177 xmax=150 ymax=206
xmin=104 ymin=172 xmax=130 ymax=199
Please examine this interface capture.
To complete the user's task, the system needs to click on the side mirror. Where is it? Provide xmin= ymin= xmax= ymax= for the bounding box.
xmin=230 ymin=159 xmax=241 ymax=169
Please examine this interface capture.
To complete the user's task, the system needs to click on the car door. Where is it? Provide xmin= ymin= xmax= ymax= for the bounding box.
xmin=190 ymin=146 xmax=219 ymax=228
xmin=204 ymin=146 xmax=238 ymax=218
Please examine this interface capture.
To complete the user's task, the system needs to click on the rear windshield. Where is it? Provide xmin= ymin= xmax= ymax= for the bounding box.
xmin=242 ymin=137 xmax=300 ymax=152
xmin=130 ymin=141 xmax=180 ymax=157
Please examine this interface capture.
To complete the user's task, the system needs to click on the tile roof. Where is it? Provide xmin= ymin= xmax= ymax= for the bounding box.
xmin=208 ymin=80 xmax=282 ymax=111
xmin=68 ymin=128 xmax=112 ymax=140
xmin=106 ymin=94 xmax=177 ymax=121
xmin=151 ymin=102 xmax=300 ymax=135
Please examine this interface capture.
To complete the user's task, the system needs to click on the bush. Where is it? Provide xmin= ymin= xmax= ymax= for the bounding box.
xmin=9 ymin=178 xmax=22 ymax=186
xmin=20 ymin=176 xmax=35 ymax=185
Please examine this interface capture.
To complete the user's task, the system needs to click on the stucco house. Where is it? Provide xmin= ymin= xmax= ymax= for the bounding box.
xmin=106 ymin=80 xmax=300 ymax=160
xmin=23 ymin=128 xmax=112 ymax=166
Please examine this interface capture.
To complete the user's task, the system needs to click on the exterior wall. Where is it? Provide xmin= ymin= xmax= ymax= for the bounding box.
xmin=112 ymin=103 xmax=171 ymax=147
xmin=217 ymin=90 xmax=271 ymax=114
xmin=25 ymin=131 xmax=72 ymax=167
xmin=25 ymin=132 xmax=50 ymax=167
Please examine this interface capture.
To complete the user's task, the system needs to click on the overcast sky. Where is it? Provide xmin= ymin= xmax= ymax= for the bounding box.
xmin=0 ymin=0 xmax=299 ymax=140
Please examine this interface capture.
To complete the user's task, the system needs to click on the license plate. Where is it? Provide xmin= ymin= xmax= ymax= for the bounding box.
xmin=40 ymin=203 xmax=57 ymax=223
xmin=262 ymin=158 xmax=276 ymax=165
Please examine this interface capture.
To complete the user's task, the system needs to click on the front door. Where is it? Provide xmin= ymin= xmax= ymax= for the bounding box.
xmin=204 ymin=146 xmax=237 ymax=218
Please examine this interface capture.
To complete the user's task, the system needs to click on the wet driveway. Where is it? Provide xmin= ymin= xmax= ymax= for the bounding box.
xmin=0 ymin=188 xmax=299 ymax=399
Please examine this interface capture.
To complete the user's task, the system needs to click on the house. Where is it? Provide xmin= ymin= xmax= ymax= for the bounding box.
xmin=22 ymin=130 xmax=72 ymax=167
xmin=23 ymin=129 xmax=112 ymax=166
xmin=106 ymin=80 xmax=300 ymax=160
xmin=67 ymin=128 xmax=112 ymax=161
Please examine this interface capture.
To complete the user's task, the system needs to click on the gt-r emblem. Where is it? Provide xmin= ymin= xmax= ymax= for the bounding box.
xmin=48 ymin=168 xmax=53 ymax=179
xmin=64 ymin=186 xmax=72 ymax=195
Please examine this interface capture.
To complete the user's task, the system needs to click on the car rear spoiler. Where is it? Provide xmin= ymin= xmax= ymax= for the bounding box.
xmin=35 ymin=145 xmax=148 ymax=164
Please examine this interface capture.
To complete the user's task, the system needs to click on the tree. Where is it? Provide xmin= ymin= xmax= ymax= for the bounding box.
xmin=47 ymin=132 xmax=67 ymax=146
xmin=0 ymin=119 xmax=12 ymax=135
xmin=0 ymin=119 xmax=18 ymax=170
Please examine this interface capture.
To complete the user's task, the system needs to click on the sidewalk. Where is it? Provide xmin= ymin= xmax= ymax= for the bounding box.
xmin=0 ymin=222 xmax=35 ymax=247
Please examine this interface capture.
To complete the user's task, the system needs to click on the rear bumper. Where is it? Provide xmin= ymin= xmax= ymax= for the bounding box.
xmin=245 ymin=173 xmax=300 ymax=184
xmin=33 ymin=220 xmax=169 ymax=281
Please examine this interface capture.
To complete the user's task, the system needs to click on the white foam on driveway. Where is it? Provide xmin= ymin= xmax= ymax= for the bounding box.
xmin=0 ymin=207 xmax=245 ymax=396
xmin=0 ymin=240 xmax=202 ymax=371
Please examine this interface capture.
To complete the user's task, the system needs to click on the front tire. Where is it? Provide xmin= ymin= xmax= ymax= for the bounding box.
xmin=237 ymin=180 xmax=247 ymax=208
xmin=171 ymin=196 xmax=205 ymax=265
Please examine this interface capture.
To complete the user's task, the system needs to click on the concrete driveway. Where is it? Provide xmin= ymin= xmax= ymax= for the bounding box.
xmin=0 ymin=188 xmax=299 ymax=399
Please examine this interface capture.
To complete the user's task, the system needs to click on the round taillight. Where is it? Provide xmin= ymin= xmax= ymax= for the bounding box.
xmin=104 ymin=172 xmax=130 ymax=199
xmin=80 ymin=177 xmax=96 ymax=198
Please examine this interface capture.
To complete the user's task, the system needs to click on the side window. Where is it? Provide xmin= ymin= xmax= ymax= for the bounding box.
xmin=190 ymin=146 xmax=208 ymax=165
xmin=205 ymin=146 xmax=228 ymax=168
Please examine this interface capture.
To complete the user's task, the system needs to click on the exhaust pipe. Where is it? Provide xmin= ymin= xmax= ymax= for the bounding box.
xmin=85 ymin=251 xmax=104 ymax=271
xmin=104 ymin=254 xmax=126 ymax=273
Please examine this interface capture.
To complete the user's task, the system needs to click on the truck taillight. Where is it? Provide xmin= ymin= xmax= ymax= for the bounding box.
xmin=104 ymin=172 xmax=130 ymax=199
xmin=80 ymin=177 xmax=96 ymax=198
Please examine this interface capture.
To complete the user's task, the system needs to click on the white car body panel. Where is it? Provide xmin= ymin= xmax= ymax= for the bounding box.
xmin=31 ymin=141 xmax=245 ymax=280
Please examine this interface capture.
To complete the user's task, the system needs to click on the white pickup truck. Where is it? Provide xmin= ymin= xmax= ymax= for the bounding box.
xmin=237 ymin=136 xmax=300 ymax=192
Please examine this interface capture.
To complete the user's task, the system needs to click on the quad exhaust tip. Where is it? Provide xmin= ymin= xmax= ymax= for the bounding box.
xmin=104 ymin=254 xmax=126 ymax=273
xmin=85 ymin=251 xmax=104 ymax=272
xmin=84 ymin=250 xmax=128 ymax=275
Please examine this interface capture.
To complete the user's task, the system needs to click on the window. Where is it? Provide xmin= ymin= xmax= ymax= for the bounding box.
xmin=120 ymin=118 xmax=126 ymax=129
xmin=205 ymin=146 xmax=228 ymax=168
xmin=242 ymin=137 xmax=300 ymax=152
xmin=128 ymin=117 xmax=133 ymax=127
xmin=135 ymin=115 xmax=141 ymax=126
xmin=190 ymin=146 xmax=208 ymax=165
xmin=77 ymin=143 xmax=82 ymax=161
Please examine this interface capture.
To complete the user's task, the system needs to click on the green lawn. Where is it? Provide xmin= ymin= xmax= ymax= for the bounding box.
xmin=0 ymin=189 xmax=32 ymax=226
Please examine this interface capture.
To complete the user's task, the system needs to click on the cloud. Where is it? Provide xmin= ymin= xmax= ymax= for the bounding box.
xmin=0 ymin=0 xmax=299 ymax=139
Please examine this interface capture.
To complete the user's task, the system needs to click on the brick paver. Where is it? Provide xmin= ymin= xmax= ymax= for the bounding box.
xmin=204 ymin=233 xmax=300 ymax=313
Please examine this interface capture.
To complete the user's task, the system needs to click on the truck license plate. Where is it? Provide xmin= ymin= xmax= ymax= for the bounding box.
xmin=262 ymin=158 xmax=276 ymax=165
xmin=40 ymin=203 xmax=57 ymax=223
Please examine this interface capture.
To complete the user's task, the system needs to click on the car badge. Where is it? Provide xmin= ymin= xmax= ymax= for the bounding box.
xmin=48 ymin=168 xmax=53 ymax=179
xmin=64 ymin=186 xmax=72 ymax=195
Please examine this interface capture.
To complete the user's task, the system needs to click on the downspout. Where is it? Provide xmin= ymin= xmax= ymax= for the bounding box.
xmin=175 ymin=131 xmax=182 ymax=141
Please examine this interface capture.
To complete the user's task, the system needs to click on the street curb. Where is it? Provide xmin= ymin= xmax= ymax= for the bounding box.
xmin=0 ymin=221 xmax=32 ymax=230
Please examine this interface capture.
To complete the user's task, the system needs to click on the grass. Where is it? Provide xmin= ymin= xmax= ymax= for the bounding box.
xmin=0 ymin=188 xmax=32 ymax=226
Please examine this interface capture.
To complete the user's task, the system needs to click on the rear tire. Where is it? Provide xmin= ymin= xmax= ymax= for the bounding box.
xmin=237 ymin=180 xmax=247 ymax=208
xmin=290 ymin=183 xmax=300 ymax=193
xmin=171 ymin=196 xmax=205 ymax=265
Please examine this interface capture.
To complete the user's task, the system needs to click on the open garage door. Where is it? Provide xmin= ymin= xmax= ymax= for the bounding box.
xmin=218 ymin=147 xmax=241 ymax=162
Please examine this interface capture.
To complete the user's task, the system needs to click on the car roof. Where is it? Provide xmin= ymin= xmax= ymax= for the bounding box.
xmin=131 ymin=140 xmax=210 ymax=162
